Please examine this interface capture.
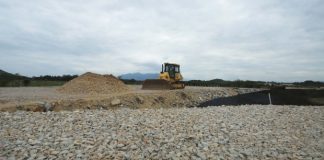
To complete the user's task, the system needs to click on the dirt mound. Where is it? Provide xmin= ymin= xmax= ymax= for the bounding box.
xmin=57 ymin=72 xmax=129 ymax=94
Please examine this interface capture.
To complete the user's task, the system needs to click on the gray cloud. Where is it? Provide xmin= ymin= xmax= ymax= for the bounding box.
xmin=0 ymin=0 xmax=323 ymax=81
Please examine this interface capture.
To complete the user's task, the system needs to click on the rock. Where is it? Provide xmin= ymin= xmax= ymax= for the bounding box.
xmin=111 ymin=99 xmax=121 ymax=106
xmin=28 ymin=139 xmax=40 ymax=145
xmin=50 ymin=150 xmax=59 ymax=155
xmin=117 ymin=143 xmax=125 ymax=148
xmin=135 ymin=96 xmax=144 ymax=104
xmin=44 ymin=102 xmax=53 ymax=112
xmin=318 ymin=139 xmax=324 ymax=151
xmin=15 ymin=140 xmax=24 ymax=145
xmin=196 ymin=151 xmax=206 ymax=160
xmin=130 ymin=145 xmax=137 ymax=150
xmin=124 ymin=153 xmax=130 ymax=159
xmin=60 ymin=150 xmax=69 ymax=155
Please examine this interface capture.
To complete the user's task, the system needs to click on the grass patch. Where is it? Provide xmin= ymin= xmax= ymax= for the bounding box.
xmin=28 ymin=80 xmax=65 ymax=86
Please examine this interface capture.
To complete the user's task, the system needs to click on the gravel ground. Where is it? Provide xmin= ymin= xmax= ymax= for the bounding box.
xmin=1 ymin=105 xmax=323 ymax=159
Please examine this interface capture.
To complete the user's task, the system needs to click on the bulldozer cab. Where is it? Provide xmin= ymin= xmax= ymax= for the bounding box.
xmin=162 ymin=63 xmax=179 ymax=79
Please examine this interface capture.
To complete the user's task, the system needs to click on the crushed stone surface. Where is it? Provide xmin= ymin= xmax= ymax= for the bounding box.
xmin=1 ymin=105 xmax=323 ymax=159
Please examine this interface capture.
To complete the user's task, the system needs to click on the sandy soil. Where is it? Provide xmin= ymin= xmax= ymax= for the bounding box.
xmin=0 ymin=85 xmax=259 ymax=112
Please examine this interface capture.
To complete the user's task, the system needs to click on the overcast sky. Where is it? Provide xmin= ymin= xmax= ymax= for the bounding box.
xmin=0 ymin=0 xmax=323 ymax=81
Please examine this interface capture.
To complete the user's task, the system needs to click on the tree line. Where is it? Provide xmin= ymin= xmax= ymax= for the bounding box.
xmin=0 ymin=74 xmax=78 ymax=87
xmin=1 ymin=70 xmax=323 ymax=88
xmin=31 ymin=75 xmax=78 ymax=81
xmin=120 ymin=78 xmax=324 ymax=88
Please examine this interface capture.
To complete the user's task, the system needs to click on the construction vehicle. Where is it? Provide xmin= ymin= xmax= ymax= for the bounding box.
xmin=142 ymin=63 xmax=185 ymax=90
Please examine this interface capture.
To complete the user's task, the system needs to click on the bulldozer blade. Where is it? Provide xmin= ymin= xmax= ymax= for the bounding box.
xmin=142 ymin=79 xmax=173 ymax=90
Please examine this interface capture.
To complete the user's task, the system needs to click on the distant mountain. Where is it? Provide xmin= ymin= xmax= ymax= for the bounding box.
xmin=119 ymin=73 xmax=159 ymax=80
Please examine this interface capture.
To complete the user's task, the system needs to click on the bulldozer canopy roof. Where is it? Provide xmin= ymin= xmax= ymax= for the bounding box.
xmin=164 ymin=63 xmax=180 ymax=66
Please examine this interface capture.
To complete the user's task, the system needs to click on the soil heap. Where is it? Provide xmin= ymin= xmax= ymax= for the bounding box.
xmin=57 ymin=72 xmax=129 ymax=94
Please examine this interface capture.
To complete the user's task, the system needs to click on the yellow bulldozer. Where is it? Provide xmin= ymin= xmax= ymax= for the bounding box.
xmin=142 ymin=63 xmax=185 ymax=90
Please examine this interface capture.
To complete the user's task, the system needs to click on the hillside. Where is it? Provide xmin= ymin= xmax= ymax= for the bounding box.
xmin=0 ymin=70 xmax=29 ymax=86
xmin=0 ymin=70 xmax=67 ymax=87
xmin=119 ymin=73 xmax=159 ymax=80
xmin=0 ymin=69 xmax=25 ymax=79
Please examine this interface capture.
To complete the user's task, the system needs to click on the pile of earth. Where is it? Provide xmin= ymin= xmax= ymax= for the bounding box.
xmin=57 ymin=72 xmax=129 ymax=94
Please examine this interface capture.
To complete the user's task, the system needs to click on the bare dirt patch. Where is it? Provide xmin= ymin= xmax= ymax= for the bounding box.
xmin=0 ymin=85 xmax=260 ymax=112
